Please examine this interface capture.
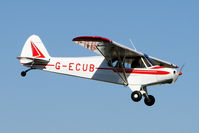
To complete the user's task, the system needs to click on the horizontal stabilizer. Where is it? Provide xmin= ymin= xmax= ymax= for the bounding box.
xmin=17 ymin=57 xmax=50 ymax=65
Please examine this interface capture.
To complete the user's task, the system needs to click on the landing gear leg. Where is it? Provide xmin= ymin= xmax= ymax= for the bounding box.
xmin=21 ymin=68 xmax=34 ymax=77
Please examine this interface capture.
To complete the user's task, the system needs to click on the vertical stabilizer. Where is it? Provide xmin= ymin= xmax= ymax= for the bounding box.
xmin=20 ymin=35 xmax=50 ymax=58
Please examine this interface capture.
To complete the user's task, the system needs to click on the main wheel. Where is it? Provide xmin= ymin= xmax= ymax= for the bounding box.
xmin=131 ymin=91 xmax=142 ymax=102
xmin=144 ymin=95 xmax=155 ymax=106
xmin=21 ymin=71 xmax=26 ymax=77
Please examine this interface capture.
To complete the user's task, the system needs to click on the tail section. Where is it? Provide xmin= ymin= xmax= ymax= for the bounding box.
xmin=20 ymin=35 xmax=50 ymax=58
xmin=18 ymin=35 xmax=51 ymax=64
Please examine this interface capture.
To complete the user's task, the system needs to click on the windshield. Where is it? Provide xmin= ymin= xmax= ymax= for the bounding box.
xmin=143 ymin=54 xmax=158 ymax=66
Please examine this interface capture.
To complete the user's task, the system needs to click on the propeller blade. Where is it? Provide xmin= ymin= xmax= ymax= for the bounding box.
xmin=179 ymin=64 xmax=185 ymax=74
xmin=174 ymin=64 xmax=184 ymax=83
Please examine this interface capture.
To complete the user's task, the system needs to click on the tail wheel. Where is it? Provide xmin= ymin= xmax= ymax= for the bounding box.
xmin=131 ymin=91 xmax=142 ymax=102
xmin=144 ymin=95 xmax=155 ymax=106
xmin=21 ymin=71 xmax=26 ymax=77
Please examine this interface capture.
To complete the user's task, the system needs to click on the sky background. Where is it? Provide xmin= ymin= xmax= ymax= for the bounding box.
xmin=0 ymin=0 xmax=198 ymax=133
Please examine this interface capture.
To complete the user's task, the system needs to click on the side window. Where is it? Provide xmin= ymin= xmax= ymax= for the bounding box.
xmin=111 ymin=57 xmax=146 ymax=69
xmin=113 ymin=61 xmax=124 ymax=68
xmin=112 ymin=60 xmax=119 ymax=68
xmin=131 ymin=57 xmax=145 ymax=68
xmin=124 ymin=62 xmax=131 ymax=69
xmin=113 ymin=59 xmax=131 ymax=68
xmin=124 ymin=58 xmax=132 ymax=69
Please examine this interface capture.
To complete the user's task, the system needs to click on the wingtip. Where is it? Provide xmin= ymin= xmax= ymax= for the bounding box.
xmin=72 ymin=36 xmax=112 ymax=43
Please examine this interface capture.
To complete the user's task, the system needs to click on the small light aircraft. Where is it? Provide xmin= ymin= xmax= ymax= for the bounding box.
xmin=17 ymin=35 xmax=182 ymax=106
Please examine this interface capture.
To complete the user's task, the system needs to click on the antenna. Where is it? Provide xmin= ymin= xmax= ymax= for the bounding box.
xmin=129 ymin=38 xmax=137 ymax=51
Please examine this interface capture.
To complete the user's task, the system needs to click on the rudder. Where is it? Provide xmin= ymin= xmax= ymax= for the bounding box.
xmin=20 ymin=35 xmax=50 ymax=58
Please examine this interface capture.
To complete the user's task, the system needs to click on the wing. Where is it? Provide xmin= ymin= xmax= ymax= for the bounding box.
xmin=72 ymin=36 xmax=177 ymax=68
xmin=72 ymin=36 xmax=143 ymax=58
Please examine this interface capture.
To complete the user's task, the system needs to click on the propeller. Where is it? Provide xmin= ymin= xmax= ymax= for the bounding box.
xmin=173 ymin=64 xmax=185 ymax=83
xmin=179 ymin=64 xmax=185 ymax=75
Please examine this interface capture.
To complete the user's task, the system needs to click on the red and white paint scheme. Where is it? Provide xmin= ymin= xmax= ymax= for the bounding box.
xmin=17 ymin=35 xmax=182 ymax=106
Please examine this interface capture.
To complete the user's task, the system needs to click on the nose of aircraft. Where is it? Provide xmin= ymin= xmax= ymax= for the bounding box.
xmin=172 ymin=69 xmax=182 ymax=83
xmin=179 ymin=71 xmax=182 ymax=75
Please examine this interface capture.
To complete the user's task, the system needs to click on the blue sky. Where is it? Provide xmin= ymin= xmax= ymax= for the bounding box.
xmin=1 ymin=0 xmax=198 ymax=133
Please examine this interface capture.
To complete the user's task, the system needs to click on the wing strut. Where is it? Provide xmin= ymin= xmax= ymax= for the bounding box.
xmin=116 ymin=48 xmax=129 ymax=85
xmin=95 ymin=44 xmax=128 ymax=86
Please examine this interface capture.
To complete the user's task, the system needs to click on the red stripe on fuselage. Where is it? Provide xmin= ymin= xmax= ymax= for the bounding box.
xmin=96 ymin=68 xmax=170 ymax=75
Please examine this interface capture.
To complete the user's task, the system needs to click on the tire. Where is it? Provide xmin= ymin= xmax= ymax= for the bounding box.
xmin=144 ymin=95 xmax=155 ymax=106
xmin=21 ymin=71 xmax=26 ymax=77
xmin=131 ymin=91 xmax=142 ymax=102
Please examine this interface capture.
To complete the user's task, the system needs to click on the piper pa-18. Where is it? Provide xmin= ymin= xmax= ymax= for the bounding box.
xmin=17 ymin=35 xmax=182 ymax=106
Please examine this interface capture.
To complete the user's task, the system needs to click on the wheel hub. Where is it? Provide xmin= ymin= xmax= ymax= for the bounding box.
xmin=134 ymin=94 xmax=138 ymax=98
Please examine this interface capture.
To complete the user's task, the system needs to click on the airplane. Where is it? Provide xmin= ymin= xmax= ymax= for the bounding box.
xmin=17 ymin=35 xmax=182 ymax=106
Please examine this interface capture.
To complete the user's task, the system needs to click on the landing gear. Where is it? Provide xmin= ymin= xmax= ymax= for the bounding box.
xmin=21 ymin=71 xmax=26 ymax=77
xmin=131 ymin=91 xmax=142 ymax=102
xmin=20 ymin=68 xmax=34 ymax=77
xmin=130 ymin=87 xmax=155 ymax=106
xmin=144 ymin=95 xmax=155 ymax=106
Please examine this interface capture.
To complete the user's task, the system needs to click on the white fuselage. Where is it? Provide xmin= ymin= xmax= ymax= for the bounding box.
xmin=22 ymin=56 xmax=177 ymax=86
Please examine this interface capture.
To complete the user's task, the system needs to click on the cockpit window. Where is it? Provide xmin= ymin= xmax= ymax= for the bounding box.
xmin=112 ymin=57 xmax=146 ymax=69
xmin=131 ymin=57 xmax=145 ymax=68
xmin=110 ymin=54 xmax=157 ymax=69
xmin=142 ymin=57 xmax=152 ymax=67
xmin=144 ymin=54 xmax=158 ymax=66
